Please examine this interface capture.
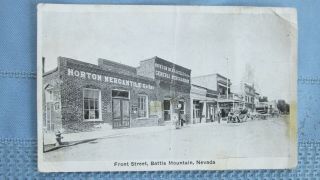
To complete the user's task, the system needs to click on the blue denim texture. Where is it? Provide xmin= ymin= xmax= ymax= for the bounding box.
xmin=0 ymin=0 xmax=320 ymax=178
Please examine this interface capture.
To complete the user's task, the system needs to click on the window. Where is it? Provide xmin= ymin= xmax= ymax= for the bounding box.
xmin=179 ymin=101 xmax=185 ymax=115
xmin=112 ymin=90 xmax=129 ymax=98
xmin=138 ymin=95 xmax=148 ymax=118
xmin=44 ymin=88 xmax=60 ymax=132
xmin=83 ymin=88 xmax=100 ymax=121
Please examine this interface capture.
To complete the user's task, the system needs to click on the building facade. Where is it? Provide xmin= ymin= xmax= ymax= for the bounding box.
xmin=242 ymin=83 xmax=256 ymax=112
xmin=43 ymin=56 xmax=191 ymax=133
xmin=192 ymin=74 xmax=243 ymax=117
xmin=190 ymin=84 xmax=218 ymax=124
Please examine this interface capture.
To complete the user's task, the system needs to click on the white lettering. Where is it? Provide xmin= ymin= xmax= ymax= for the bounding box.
xmin=86 ymin=72 xmax=91 ymax=79
xmin=67 ymin=68 xmax=74 ymax=76
xmin=104 ymin=76 xmax=109 ymax=82
xmin=97 ymin=75 xmax=102 ymax=81
xmin=92 ymin=74 xmax=96 ymax=80
xmin=125 ymin=80 xmax=130 ymax=86
xmin=80 ymin=71 xmax=86 ymax=79
xmin=67 ymin=69 xmax=154 ymax=89
xmin=74 ymin=70 xmax=80 ymax=77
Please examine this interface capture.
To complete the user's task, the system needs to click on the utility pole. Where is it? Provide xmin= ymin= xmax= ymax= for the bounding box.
xmin=226 ymin=57 xmax=229 ymax=100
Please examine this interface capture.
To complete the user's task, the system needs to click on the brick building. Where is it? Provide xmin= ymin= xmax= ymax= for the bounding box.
xmin=43 ymin=56 xmax=191 ymax=133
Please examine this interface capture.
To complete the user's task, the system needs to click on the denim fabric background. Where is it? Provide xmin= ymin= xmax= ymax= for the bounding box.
xmin=1 ymin=0 xmax=320 ymax=179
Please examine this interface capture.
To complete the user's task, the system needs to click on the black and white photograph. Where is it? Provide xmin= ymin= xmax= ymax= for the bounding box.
xmin=37 ymin=4 xmax=297 ymax=172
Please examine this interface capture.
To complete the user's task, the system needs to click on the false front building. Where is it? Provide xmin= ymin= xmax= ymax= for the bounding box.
xmin=43 ymin=56 xmax=191 ymax=133
xmin=192 ymin=74 xmax=245 ymax=117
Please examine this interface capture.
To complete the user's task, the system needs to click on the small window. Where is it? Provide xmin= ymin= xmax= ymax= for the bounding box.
xmin=138 ymin=95 xmax=148 ymax=118
xmin=83 ymin=88 xmax=100 ymax=121
xmin=112 ymin=90 xmax=129 ymax=98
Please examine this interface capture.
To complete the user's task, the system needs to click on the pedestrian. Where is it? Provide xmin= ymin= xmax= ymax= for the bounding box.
xmin=228 ymin=110 xmax=233 ymax=123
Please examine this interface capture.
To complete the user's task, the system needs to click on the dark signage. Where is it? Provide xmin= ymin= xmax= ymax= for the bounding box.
xmin=154 ymin=58 xmax=191 ymax=85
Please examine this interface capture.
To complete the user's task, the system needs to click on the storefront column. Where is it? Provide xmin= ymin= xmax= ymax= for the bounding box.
xmin=190 ymin=98 xmax=194 ymax=124
xmin=202 ymin=101 xmax=207 ymax=123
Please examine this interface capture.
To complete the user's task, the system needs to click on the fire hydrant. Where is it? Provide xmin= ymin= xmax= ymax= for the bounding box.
xmin=55 ymin=131 xmax=63 ymax=146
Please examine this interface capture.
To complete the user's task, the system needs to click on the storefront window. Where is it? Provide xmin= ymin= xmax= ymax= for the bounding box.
xmin=44 ymin=87 xmax=60 ymax=132
xmin=83 ymin=88 xmax=100 ymax=121
xmin=138 ymin=95 xmax=148 ymax=118
xmin=163 ymin=100 xmax=171 ymax=121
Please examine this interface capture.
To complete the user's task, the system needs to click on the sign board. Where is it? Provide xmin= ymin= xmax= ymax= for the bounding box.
xmin=149 ymin=101 xmax=162 ymax=118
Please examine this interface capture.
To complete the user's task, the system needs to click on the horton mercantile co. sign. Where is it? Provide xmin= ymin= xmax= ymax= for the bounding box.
xmin=67 ymin=68 xmax=155 ymax=90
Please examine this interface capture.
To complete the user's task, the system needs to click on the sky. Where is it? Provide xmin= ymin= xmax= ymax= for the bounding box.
xmin=39 ymin=5 xmax=297 ymax=102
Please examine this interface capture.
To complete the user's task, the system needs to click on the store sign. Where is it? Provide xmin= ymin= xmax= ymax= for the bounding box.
xmin=219 ymin=102 xmax=233 ymax=108
xmin=149 ymin=101 xmax=162 ymax=118
xmin=154 ymin=62 xmax=190 ymax=84
xmin=67 ymin=68 xmax=154 ymax=90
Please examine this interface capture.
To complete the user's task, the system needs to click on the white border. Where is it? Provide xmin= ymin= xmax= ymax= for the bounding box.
xmin=37 ymin=4 xmax=297 ymax=172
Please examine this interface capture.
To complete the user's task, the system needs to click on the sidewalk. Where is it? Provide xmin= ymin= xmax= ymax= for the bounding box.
xmin=43 ymin=124 xmax=177 ymax=152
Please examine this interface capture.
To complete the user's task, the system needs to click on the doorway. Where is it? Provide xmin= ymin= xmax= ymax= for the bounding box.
xmin=163 ymin=99 xmax=171 ymax=121
xmin=112 ymin=90 xmax=130 ymax=128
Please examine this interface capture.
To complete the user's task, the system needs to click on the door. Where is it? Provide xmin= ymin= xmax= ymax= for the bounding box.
xmin=163 ymin=99 xmax=171 ymax=121
xmin=193 ymin=100 xmax=201 ymax=123
xmin=112 ymin=98 xmax=130 ymax=128
xmin=45 ymin=103 xmax=56 ymax=132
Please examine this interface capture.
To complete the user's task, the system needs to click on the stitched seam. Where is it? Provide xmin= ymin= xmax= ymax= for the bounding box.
xmin=0 ymin=137 xmax=319 ymax=145
xmin=298 ymin=76 xmax=320 ymax=85
xmin=0 ymin=71 xmax=36 ymax=79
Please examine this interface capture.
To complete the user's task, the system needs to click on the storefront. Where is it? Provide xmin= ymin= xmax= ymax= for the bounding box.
xmin=190 ymin=84 xmax=217 ymax=123
xmin=43 ymin=56 xmax=191 ymax=133
xmin=138 ymin=56 xmax=192 ymax=125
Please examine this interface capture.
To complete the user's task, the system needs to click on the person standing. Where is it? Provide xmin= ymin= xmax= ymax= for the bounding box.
xmin=217 ymin=109 xmax=221 ymax=123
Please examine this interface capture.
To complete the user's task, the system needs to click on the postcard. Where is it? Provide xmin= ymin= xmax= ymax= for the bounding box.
xmin=37 ymin=4 xmax=297 ymax=172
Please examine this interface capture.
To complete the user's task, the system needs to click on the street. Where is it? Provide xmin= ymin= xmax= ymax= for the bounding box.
xmin=44 ymin=116 xmax=291 ymax=161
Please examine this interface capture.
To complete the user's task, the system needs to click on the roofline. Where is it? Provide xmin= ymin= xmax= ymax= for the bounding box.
xmin=191 ymin=83 xmax=217 ymax=93
xmin=153 ymin=56 xmax=192 ymax=72
xmin=58 ymin=56 xmax=156 ymax=83
xmin=98 ymin=58 xmax=137 ymax=71
xmin=139 ymin=56 xmax=157 ymax=63
xmin=43 ymin=67 xmax=58 ymax=76
xmin=192 ymin=73 xmax=231 ymax=80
